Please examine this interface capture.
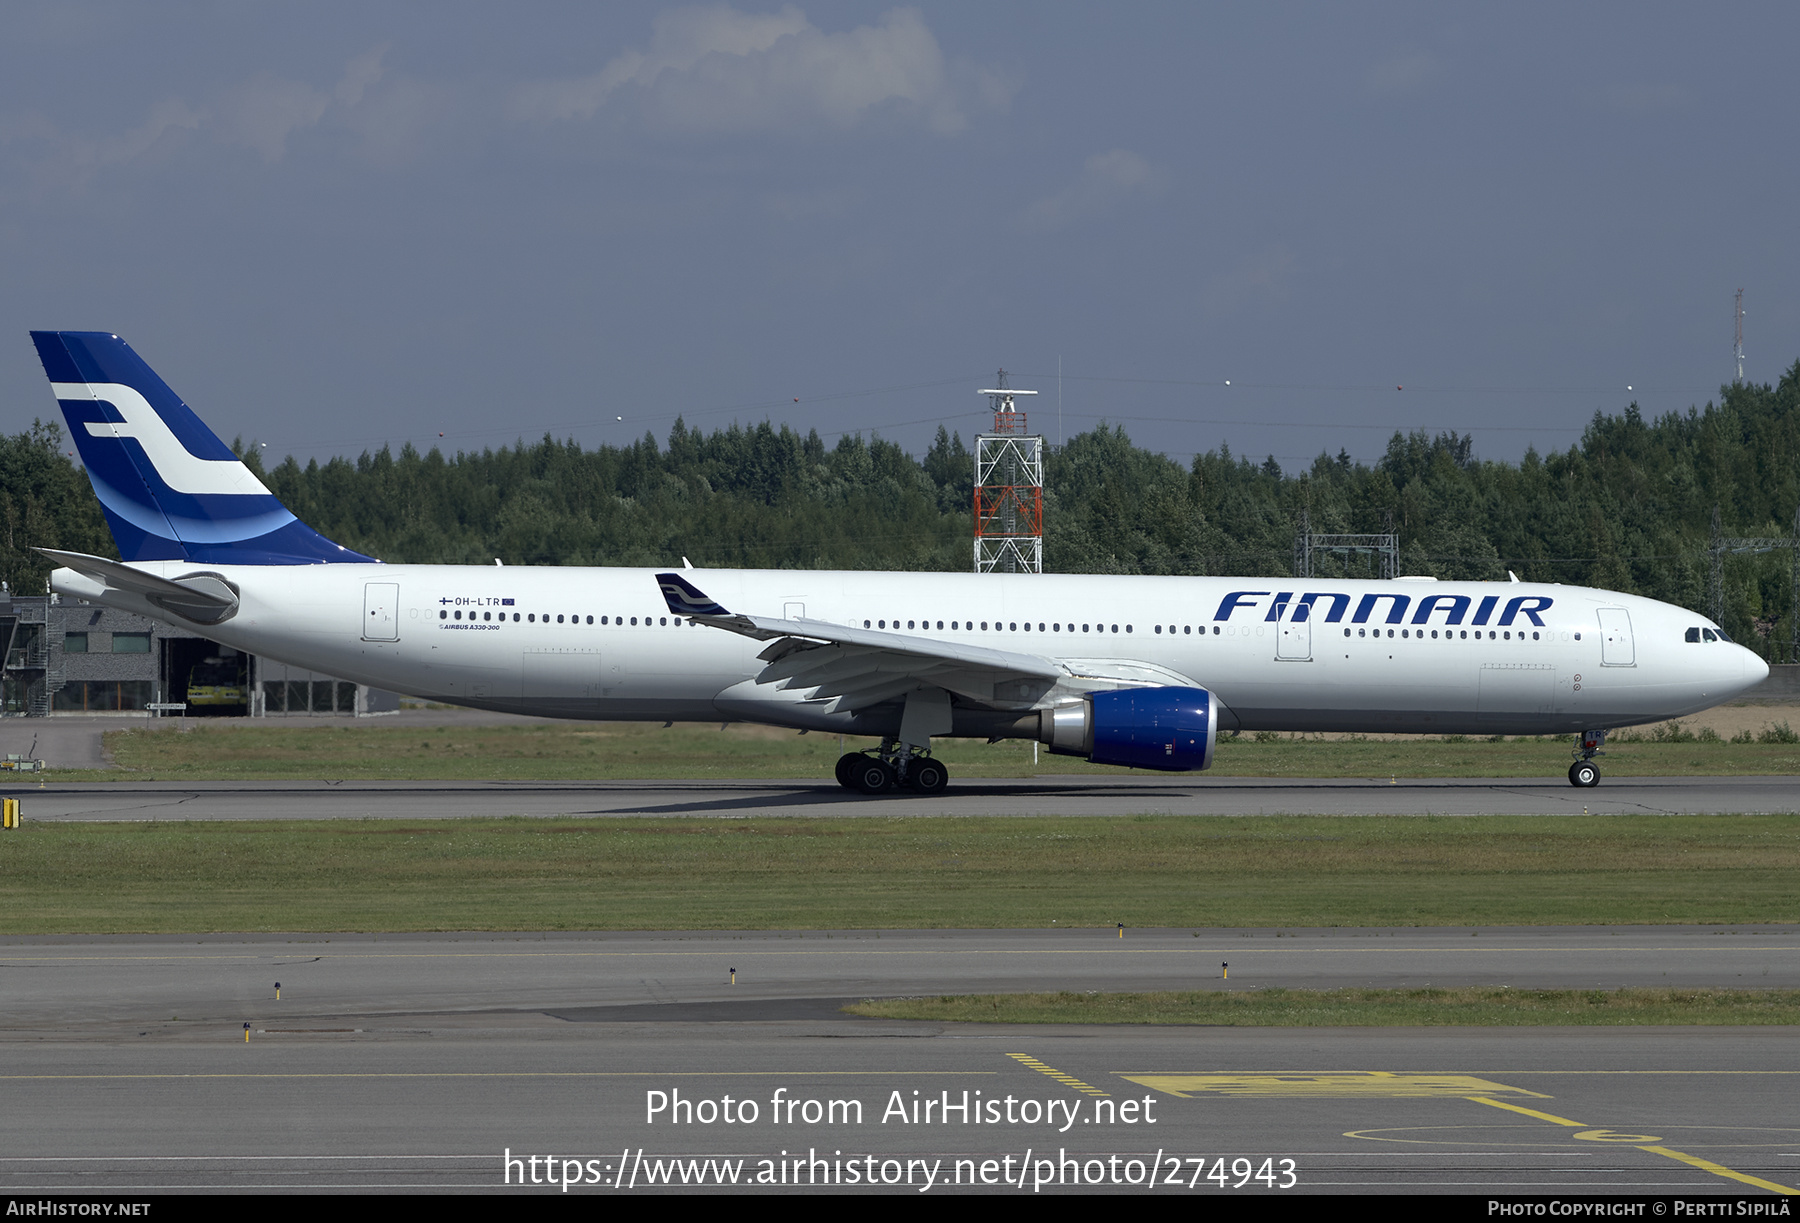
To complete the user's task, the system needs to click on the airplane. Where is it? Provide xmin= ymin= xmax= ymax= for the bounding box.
xmin=28 ymin=330 xmax=1770 ymax=794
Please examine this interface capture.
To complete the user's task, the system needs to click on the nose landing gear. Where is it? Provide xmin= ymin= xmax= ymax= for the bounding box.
xmin=834 ymin=742 xmax=950 ymax=795
xmin=1568 ymin=729 xmax=1607 ymax=787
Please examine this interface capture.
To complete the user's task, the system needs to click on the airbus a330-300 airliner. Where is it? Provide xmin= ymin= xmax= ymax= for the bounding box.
xmin=29 ymin=331 xmax=1768 ymax=793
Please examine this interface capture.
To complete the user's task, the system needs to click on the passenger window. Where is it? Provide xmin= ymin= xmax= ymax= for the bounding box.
xmin=439 ymin=610 xmax=446 ymax=620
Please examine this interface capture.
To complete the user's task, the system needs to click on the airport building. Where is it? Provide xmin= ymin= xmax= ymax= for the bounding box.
xmin=0 ymin=592 xmax=397 ymax=718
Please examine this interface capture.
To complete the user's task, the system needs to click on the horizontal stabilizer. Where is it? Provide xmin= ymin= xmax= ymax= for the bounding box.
xmin=39 ymin=548 xmax=239 ymax=625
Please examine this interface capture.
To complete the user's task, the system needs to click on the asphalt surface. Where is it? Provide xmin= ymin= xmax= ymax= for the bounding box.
xmin=2 ymin=928 xmax=1795 ymax=1196
xmin=8 ymin=774 xmax=1800 ymax=821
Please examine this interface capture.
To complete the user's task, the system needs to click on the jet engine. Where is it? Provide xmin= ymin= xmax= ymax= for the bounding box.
xmin=1029 ymin=686 xmax=1218 ymax=772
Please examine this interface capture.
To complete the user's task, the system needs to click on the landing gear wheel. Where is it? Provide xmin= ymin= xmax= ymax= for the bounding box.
xmin=850 ymin=757 xmax=896 ymax=795
xmin=907 ymin=758 xmax=949 ymax=795
xmin=835 ymin=752 xmax=863 ymax=789
xmin=1569 ymin=760 xmax=1600 ymax=788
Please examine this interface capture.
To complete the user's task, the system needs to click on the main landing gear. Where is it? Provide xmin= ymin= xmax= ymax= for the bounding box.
xmin=1568 ymin=729 xmax=1607 ymax=788
xmin=834 ymin=742 xmax=949 ymax=796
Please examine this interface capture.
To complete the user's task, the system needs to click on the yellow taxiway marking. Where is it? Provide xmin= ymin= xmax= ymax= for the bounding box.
xmin=1464 ymin=1095 xmax=1797 ymax=1195
xmin=1464 ymin=1097 xmax=1586 ymax=1126
xmin=0 ymin=1070 xmax=993 ymax=1081
xmin=1007 ymin=1054 xmax=1109 ymax=1097
xmin=1123 ymin=1072 xmax=1547 ymax=1099
xmin=1640 ymin=1146 xmax=1798 ymax=1195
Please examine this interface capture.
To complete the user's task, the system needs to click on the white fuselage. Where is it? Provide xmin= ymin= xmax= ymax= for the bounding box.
xmin=71 ymin=563 xmax=1768 ymax=739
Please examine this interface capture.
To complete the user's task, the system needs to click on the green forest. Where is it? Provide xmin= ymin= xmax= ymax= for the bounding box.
xmin=5 ymin=360 xmax=1798 ymax=661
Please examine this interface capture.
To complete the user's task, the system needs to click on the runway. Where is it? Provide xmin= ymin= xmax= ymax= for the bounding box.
xmin=10 ymin=774 xmax=1800 ymax=821
xmin=2 ymin=929 xmax=1796 ymax=1195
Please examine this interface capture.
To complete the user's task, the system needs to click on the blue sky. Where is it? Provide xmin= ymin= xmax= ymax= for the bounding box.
xmin=4 ymin=2 xmax=1796 ymax=470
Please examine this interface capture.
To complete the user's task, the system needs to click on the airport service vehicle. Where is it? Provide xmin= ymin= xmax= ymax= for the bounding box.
xmin=29 ymin=331 xmax=1768 ymax=793
xmin=184 ymin=654 xmax=247 ymax=708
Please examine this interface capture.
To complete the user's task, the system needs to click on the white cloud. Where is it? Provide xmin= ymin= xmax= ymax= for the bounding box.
xmin=2 ymin=48 xmax=391 ymax=191
xmin=1365 ymin=51 xmax=1441 ymax=96
xmin=1022 ymin=149 xmax=1158 ymax=232
xmin=213 ymin=75 xmax=332 ymax=162
xmin=1198 ymin=245 xmax=1299 ymax=319
xmin=511 ymin=5 xmax=983 ymax=136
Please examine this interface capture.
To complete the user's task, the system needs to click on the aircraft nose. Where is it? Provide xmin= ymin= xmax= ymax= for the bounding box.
xmin=1745 ymin=647 xmax=1770 ymax=687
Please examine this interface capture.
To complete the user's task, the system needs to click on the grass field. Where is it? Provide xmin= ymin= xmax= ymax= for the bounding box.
xmin=37 ymin=714 xmax=1800 ymax=781
xmin=846 ymin=988 xmax=1800 ymax=1026
xmin=2 ymin=813 xmax=1796 ymax=933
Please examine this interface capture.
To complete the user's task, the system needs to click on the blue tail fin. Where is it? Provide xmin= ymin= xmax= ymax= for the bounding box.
xmin=30 ymin=331 xmax=373 ymax=565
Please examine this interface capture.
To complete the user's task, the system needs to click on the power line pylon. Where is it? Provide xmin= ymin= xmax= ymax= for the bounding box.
xmin=1293 ymin=506 xmax=1399 ymax=580
xmin=1707 ymin=502 xmax=1800 ymax=663
xmin=973 ymin=370 xmax=1043 ymax=574
xmin=1734 ymin=288 xmax=1745 ymax=383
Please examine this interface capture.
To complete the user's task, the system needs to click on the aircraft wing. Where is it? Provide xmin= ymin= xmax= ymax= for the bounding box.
xmin=656 ymin=572 xmax=1062 ymax=711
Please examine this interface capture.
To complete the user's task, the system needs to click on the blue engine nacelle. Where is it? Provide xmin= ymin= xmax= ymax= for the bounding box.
xmin=1035 ymin=686 xmax=1218 ymax=772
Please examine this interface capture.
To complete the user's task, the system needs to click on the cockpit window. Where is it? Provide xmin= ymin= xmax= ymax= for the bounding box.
xmin=1702 ymin=628 xmax=1718 ymax=642
xmin=1686 ymin=627 xmax=1700 ymax=643
xmin=1714 ymin=627 xmax=1733 ymax=643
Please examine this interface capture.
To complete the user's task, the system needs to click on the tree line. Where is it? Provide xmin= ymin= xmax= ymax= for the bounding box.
xmin=4 ymin=359 xmax=1797 ymax=660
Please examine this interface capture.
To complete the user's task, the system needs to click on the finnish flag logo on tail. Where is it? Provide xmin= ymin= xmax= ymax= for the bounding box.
xmin=30 ymin=331 xmax=372 ymax=565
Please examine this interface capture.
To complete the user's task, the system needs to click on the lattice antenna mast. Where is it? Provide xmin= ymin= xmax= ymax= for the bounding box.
xmin=973 ymin=369 xmax=1044 ymax=574
xmin=1734 ymin=288 xmax=1745 ymax=383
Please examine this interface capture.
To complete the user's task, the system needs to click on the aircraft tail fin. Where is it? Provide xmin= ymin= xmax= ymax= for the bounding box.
xmin=29 ymin=331 xmax=372 ymax=565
